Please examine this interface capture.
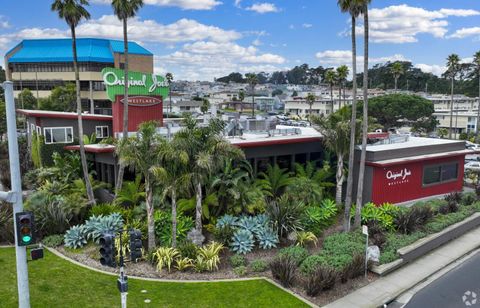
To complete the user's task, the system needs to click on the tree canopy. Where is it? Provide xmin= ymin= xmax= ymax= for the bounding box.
xmin=357 ymin=94 xmax=436 ymax=131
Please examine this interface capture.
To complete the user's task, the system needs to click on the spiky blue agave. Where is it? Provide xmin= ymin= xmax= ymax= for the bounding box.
xmin=230 ymin=229 xmax=255 ymax=254
xmin=216 ymin=214 xmax=239 ymax=229
xmin=85 ymin=214 xmax=123 ymax=243
xmin=64 ymin=225 xmax=87 ymax=249
xmin=256 ymin=228 xmax=279 ymax=250
xmin=237 ymin=216 xmax=262 ymax=234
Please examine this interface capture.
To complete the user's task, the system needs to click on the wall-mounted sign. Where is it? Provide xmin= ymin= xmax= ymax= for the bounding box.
xmin=385 ymin=168 xmax=412 ymax=186
xmin=121 ymin=96 xmax=162 ymax=107
xmin=101 ymin=68 xmax=169 ymax=102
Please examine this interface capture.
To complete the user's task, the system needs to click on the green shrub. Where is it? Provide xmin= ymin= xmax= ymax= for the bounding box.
xmin=394 ymin=205 xmax=433 ymax=234
xmin=322 ymin=232 xmax=364 ymax=256
xmin=270 ymin=255 xmax=297 ymax=287
xmin=461 ymin=192 xmax=477 ymax=206
xmin=278 ymin=246 xmax=309 ymax=266
xmin=153 ymin=247 xmax=180 ymax=272
xmin=213 ymin=225 xmax=235 ymax=246
xmin=0 ymin=201 xmax=14 ymax=244
xmin=352 ymin=203 xmax=396 ymax=231
xmin=154 ymin=211 xmax=194 ymax=247
xmin=88 ymin=203 xmax=123 ymax=218
xmin=301 ymin=199 xmax=338 ymax=235
xmin=300 ymin=255 xmax=324 ymax=275
xmin=424 ymin=209 xmax=472 ymax=233
xmin=42 ymin=234 xmax=64 ymax=247
xmin=380 ymin=231 xmax=426 ymax=264
xmin=267 ymin=194 xmax=305 ymax=239
xmin=178 ymin=240 xmax=198 ymax=259
xmin=233 ymin=266 xmax=248 ymax=277
xmin=197 ymin=242 xmax=224 ymax=272
xmin=230 ymin=254 xmax=247 ymax=268
xmin=250 ymin=259 xmax=268 ymax=272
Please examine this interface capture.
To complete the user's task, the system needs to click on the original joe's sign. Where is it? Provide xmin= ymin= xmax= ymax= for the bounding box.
xmin=101 ymin=68 xmax=169 ymax=102
xmin=385 ymin=168 xmax=412 ymax=186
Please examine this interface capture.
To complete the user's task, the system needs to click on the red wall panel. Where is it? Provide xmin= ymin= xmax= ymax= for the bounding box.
xmin=371 ymin=155 xmax=465 ymax=204
xmin=112 ymin=96 xmax=163 ymax=134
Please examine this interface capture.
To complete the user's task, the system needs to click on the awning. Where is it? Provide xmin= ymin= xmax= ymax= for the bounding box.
xmin=366 ymin=149 xmax=479 ymax=167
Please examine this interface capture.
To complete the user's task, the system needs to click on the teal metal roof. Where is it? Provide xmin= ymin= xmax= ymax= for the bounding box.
xmin=7 ymin=38 xmax=152 ymax=63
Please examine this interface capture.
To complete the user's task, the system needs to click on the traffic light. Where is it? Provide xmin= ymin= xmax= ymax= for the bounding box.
xmin=15 ymin=212 xmax=34 ymax=246
xmin=129 ymin=229 xmax=143 ymax=262
xmin=99 ymin=233 xmax=116 ymax=267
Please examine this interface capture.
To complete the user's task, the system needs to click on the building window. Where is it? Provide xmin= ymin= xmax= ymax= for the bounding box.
xmin=96 ymin=126 xmax=109 ymax=138
xmin=44 ymin=127 xmax=74 ymax=144
xmin=423 ymin=162 xmax=458 ymax=186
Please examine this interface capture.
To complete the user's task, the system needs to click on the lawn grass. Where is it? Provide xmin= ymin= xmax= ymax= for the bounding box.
xmin=0 ymin=248 xmax=308 ymax=308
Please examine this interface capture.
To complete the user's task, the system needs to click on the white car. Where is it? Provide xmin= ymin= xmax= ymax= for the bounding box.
xmin=465 ymin=161 xmax=480 ymax=172
xmin=466 ymin=141 xmax=480 ymax=151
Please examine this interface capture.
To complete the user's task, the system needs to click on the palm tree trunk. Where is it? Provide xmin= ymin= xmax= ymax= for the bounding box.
xmin=145 ymin=176 xmax=155 ymax=251
xmin=115 ymin=17 xmax=130 ymax=195
xmin=344 ymin=15 xmax=358 ymax=232
xmin=338 ymin=86 xmax=342 ymax=109
xmin=195 ymin=182 xmax=203 ymax=232
xmin=394 ymin=77 xmax=398 ymax=93
xmin=71 ymin=26 xmax=95 ymax=205
xmin=335 ymin=153 xmax=344 ymax=206
xmin=477 ymin=72 xmax=480 ymax=140
xmin=171 ymin=188 xmax=177 ymax=248
xmin=330 ymin=85 xmax=334 ymax=114
xmin=449 ymin=77 xmax=454 ymax=139
xmin=354 ymin=6 xmax=369 ymax=229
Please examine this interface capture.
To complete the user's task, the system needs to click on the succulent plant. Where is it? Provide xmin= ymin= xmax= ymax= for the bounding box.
xmin=255 ymin=214 xmax=270 ymax=227
xmin=230 ymin=229 xmax=255 ymax=255
xmin=85 ymin=214 xmax=124 ymax=243
xmin=237 ymin=216 xmax=261 ymax=234
xmin=64 ymin=225 xmax=87 ymax=249
xmin=256 ymin=228 xmax=279 ymax=250
xmin=216 ymin=214 xmax=239 ymax=229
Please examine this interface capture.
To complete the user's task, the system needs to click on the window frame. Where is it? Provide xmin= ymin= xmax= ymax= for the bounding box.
xmin=95 ymin=126 xmax=109 ymax=139
xmin=43 ymin=127 xmax=74 ymax=145
xmin=422 ymin=161 xmax=459 ymax=187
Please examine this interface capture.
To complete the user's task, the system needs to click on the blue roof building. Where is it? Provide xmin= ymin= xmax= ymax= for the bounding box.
xmin=5 ymin=38 xmax=154 ymax=115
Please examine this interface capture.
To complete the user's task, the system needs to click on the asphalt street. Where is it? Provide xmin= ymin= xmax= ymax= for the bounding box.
xmin=405 ymin=251 xmax=480 ymax=308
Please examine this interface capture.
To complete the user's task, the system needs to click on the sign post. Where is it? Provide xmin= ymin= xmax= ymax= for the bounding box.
xmin=1 ymin=81 xmax=30 ymax=308
xmin=362 ymin=225 xmax=369 ymax=279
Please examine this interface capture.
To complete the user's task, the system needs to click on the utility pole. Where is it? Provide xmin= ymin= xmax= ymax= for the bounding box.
xmin=0 ymin=81 xmax=31 ymax=308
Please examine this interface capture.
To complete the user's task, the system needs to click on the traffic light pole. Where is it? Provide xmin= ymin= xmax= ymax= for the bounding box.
xmin=1 ymin=81 xmax=31 ymax=308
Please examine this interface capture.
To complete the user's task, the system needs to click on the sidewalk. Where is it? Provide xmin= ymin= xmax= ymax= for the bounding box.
xmin=324 ymin=226 xmax=480 ymax=308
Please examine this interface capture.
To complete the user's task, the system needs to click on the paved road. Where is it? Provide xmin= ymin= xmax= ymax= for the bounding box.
xmin=405 ymin=251 xmax=480 ymax=308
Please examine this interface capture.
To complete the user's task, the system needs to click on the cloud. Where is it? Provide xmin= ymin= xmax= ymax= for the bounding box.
xmin=448 ymin=27 xmax=480 ymax=39
xmin=252 ymin=39 xmax=262 ymax=46
xmin=76 ymin=15 xmax=241 ymax=43
xmin=0 ymin=16 xmax=10 ymax=29
xmin=351 ymin=5 xmax=480 ymax=43
xmin=158 ymin=41 xmax=285 ymax=80
xmin=0 ymin=28 xmax=66 ymax=50
xmin=234 ymin=0 xmax=242 ymax=8
xmin=246 ymin=3 xmax=280 ymax=14
xmin=91 ymin=0 xmax=222 ymax=10
xmin=414 ymin=64 xmax=446 ymax=76
xmin=302 ymin=23 xmax=313 ymax=29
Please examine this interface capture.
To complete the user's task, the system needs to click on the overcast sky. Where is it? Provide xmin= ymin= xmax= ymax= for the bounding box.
xmin=1 ymin=0 xmax=480 ymax=81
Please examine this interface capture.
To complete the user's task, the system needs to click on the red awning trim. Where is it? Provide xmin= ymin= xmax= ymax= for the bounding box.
xmin=64 ymin=145 xmax=115 ymax=153
xmin=366 ymin=149 xmax=479 ymax=167
xmin=232 ymin=136 xmax=322 ymax=148
xmin=17 ymin=109 xmax=112 ymax=121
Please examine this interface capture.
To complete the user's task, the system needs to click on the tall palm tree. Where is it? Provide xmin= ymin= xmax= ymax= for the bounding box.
xmin=257 ymin=164 xmax=292 ymax=201
xmin=166 ymin=72 xmax=174 ymax=116
xmin=239 ymin=89 xmax=245 ymax=114
xmin=153 ymin=141 xmax=190 ymax=248
xmin=312 ymin=109 xmax=356 ymax=206
xmin=336 ymin=65 xmax=349 ymax=109
xmin=338 ymin=0 xmax=363 ymax=232
xmin=391 ymin=62 xmax=404 ymax=93
xmin=116 ymin=121 xmax=165 ymax=251
xmin=174 ymin=115 xmax=243 ymax=245
xmin=446 ymin=54 xmax=460 ymax=139
xmin=112 ymin=0 xmax=144 ymax=195
xmin=305 ymin=93 xmax=316 ymax=124
xmin=354 ymin=0 xmax=372 ymax=229
xmin=51 ymin=0 xmax=95 ymax=205
xmin=325 ymin=69 xmax=337 ymax=114
xmin=246 ymin=73 xmax=258 ymax=117
xmin=473 ymin=52 xmax=480 ymax=139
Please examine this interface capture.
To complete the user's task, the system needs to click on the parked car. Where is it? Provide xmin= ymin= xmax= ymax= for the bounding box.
xmin=465 ymin=141 xmax=480 ymax=151
xmin=465 ymin=161 xmax=480 ymax=172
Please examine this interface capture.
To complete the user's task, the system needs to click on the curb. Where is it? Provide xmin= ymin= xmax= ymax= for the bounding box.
xmin=45 ymin=247 xmax=317 ymax=307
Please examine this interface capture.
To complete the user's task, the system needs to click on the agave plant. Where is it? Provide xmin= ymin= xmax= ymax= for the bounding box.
xmin=216 ymin=214 xmax=239 ymax=229
xmin=230 ymin=229 xmax=254 ymax=255
xmin=64 ymin=225 xmax=87 ymax=249
xmin=256 ymin=228 xmax=279 ymax=250
xmin=85 ymin=214 xmax=124 ymax=243
xmin=237 ymin=216 xmax=261 ymax=234
xmin=255 ymin=214 xmax=270 ymax=227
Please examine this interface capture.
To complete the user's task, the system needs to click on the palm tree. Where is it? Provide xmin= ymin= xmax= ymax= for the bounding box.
xmin=257 ymin=164 xmax=292 ymax=200
xmin=336 ymin=65 xmax=349 ymax=109
xmin=152 ymin=141 xmax=189 ymax=248
xmin=51 ymin=0 xmax=96 ymax=205
xmin=305 ymin=93 xmax=316 ymax=124
xmin=239 ymin=89 xmax=245 ymax=114
xmin=391 ymin=62 xmax=404 ymax=93
xmin=338 ymin=0 xmax=363 ymax=231
xmin=473 ymin=52 xmax=480 ymax=139
xmin=166 ymin=72 xmax=174 ymax=116
xmin=324 ymin=69 xmax=337 ymax=114
xmin=312 ymin=109 xmax=355 ymax=206
xmin=446 ymin=54 xmax=460 ymax=139
xmin=112 ymin=0 xmax=144 ymax=195
xmin=116 ymin=121 xmax=165 ymax=251
xmin=174 ymin=115 xmax=243 ymax=245
xmin=246 ymin=73 xmax=258 ymax=117
xmin=354 ymin=0 xmax=372 ymax=229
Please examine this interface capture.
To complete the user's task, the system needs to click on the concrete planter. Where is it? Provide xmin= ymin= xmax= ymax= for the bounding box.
xmin=372 ymin=212 xmax=480 ymax=276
